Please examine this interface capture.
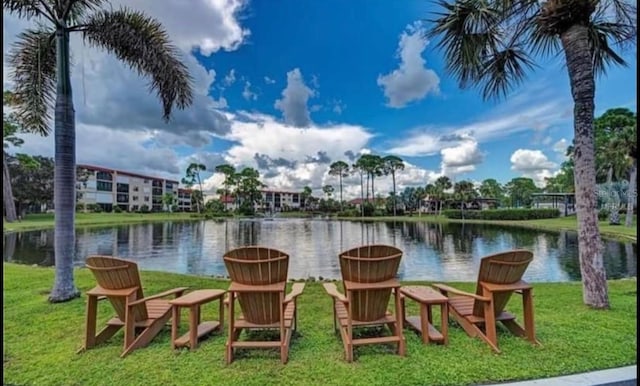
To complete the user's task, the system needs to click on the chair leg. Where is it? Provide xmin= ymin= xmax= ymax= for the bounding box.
xmin=522 ymin=288 xmax=539 ymax=345
xmin=226 ymin=292 xmax=235 ymax=365
xmin=482 ymin=289 xmax=499 ymax=353
xmin=121 ymin=313 xmax=171 ymax=358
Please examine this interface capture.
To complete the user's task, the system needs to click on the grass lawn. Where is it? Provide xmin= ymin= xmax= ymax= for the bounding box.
xmin=3 ymin=263 xmax=637 ymax=386
xmin=3 ymin=212 xmax=198 ymax=232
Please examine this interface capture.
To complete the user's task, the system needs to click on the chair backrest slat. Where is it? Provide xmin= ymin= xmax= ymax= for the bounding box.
xmin=224 ymin=246 xmax=289 ymax=324
xmin=85 ymin=255 xmax=148 ymax=321
xmin=473 ymin=250 xmax=533 ymax=317
xmin=339 ymin=245 xmax=402 ymax=322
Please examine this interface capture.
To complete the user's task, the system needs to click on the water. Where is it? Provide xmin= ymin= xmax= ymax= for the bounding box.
xmin=3 ymin=218 xmax=636 ymax=282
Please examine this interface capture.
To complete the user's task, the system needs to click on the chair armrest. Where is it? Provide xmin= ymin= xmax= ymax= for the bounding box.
xmin=323 ymin=283 xmax=347 ymax=303
xmin=128 ymin=287 xmax=188 ymax=307
xmin=432 ymin=283 xmax=491 ymax=302
xmin=284 ymin=283 xmax=305 ymax=304
xmin=480 ymin=280 xmax=531 ymax=293
xmin=86 ymin=285 xmax=138 ymax=297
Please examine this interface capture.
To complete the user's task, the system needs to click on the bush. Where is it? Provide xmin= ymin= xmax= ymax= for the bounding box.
xmin=113 ymin=206 xmax=123 ymax=213
xmin=336 ymin=209 xmax=359 ymax=217
xmin=598 ymin=208 xmax=610 ymax=220
xmin=139 ymin=205 xmax=150 ymax=213
xmin=442 ymin=208 xmax=560 ymax=220
xmin=362 ymin=203 xmax=375 ymax=217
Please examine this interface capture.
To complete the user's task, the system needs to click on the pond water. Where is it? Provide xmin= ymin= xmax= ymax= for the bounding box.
xmin=3 ymin=218 xmax=637 ymax=282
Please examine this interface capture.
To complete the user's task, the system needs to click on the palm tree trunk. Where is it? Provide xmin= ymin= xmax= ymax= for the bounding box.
xmin=339 ymin=174 xmax=343 ymax=211
xmin=392 ymin=171 xmax=397 ymax=217
xmin=625 ymin=158 xmax=636 ymax=227
xmin=561 ymin=24 xmax=609 ymax=309
xmin=49 ymin=28 xmax=80 ymax=303
xmin=359 ymin=172 xmax=364 ymax=217
xmin=3 ymin=151 xmax=18 ymax=222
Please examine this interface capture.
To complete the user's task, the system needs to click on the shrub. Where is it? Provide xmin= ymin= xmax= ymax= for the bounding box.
xmin=139 ymin=205 xmax=150 ymax=213
xmin=113 ymin=206 xmax=123 ymax=213
xmin=598 ymin=208 xmax=610 ymax=221
xmin=442 ymin=208 xmax=560 ymax=220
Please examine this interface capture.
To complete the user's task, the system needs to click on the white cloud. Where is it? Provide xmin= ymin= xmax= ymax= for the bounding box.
xmin=553 ymin=138 xmax=569 ymax=157
xmin=440 ymin=138 xmax=484 ymax=176
xmin=274 ymin=68 xmax=316 ymax=127
xmin=510 ymin=149 xmax=558 ymax=186
xmin=242 ymin=81 xmax=258 ymax=101
xmin=3 ymin=0 xmax=249 ymax=150
xmin=388 ymin=90 xmax=572 ymax=158
xmin=264 ymin=76 xmax=276 ymax=84
xmin=377 ymin=22 xmax=440 ymax=108
xmin=223 ymin=69 xmax=237 ymax=86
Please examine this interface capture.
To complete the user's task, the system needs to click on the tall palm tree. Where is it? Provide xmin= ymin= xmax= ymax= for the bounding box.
xmin=434 ymin=176 xmax=452 ymax=215
xmin=382 ymin=155 xmax=405 ymax=216
xmin=427 ymin=0 xmax=636 ymax=308
xmin=215 ymin=164 xmax=237 ymax=211
xmin=352 ymin=162 xmax=366 ymax=217
xmin=185 ymin=163 xmax=206 ymax=213
xmin=6 ymin=1 xmax=194 ymax=302
xmin=328 ymin=160 xmax=349 ymax=210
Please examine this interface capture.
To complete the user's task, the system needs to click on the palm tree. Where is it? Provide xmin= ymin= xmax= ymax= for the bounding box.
xmin=6 ymin=1 xmax=194 ymax=302
xmin=3 ymin=91 xmax=26 ymax=222
xmin=328 ymin=161 xmax=350 ymax=211
xmin=427 ymin=0 xmax=636 ymax=308
xmin=215 ymin=164 xmax=237 ymax=211
xmin=185 ymin=163 xmax=206 ymax=213
xmin=382 ymin=155 xmax=405 ymax=216
xmin=434 ymin=176 xmax=452 ymax=215
xmin=352 ymin=161 xmax=366 ymax=217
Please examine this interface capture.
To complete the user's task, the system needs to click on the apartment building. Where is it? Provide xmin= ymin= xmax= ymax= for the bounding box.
xmin=76 ymin=164 xmax=190 ymax=212
xmin=261 ymin=189 xmax=301 ymax=211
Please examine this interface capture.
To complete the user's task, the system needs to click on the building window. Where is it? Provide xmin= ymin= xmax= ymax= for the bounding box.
xmin=116 ymin=183 xmax=129 ymax=193
xmin=96 ymin=181 xmax=112 ymax=191
xmin=96 ymin=171 xmax=112 ymax=181
xmin=166 ymin=182 xmax=173 ymax=189
xmin=133 ymin=186 xmax=139 ymax=192
xmin=144 ymin=196 xmax=150 ymax=202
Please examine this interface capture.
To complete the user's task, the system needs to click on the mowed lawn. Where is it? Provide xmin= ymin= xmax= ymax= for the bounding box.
xmin=3 ymin=264 xmax=637 ymax=386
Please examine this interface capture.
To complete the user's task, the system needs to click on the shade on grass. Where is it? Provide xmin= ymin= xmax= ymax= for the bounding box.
xmin=3 ymin=263 xmax=637 ymax=386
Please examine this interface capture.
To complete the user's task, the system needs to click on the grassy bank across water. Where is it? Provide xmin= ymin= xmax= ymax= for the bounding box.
xmin=3 ymin=263 xmax=637 ymax=386
xmin=3 ymin=212 xmax=637 ymax=242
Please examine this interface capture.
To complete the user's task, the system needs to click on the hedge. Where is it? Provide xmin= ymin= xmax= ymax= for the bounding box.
xmin=442 ymin=208 xmax=560 ymax=220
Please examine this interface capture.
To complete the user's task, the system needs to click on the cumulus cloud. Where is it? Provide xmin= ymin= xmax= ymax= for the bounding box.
xmin=200 ymin=112 xmax=374 ymax=195
xmin=242 ymin=81 xmax=258 ymax=101
xmin=264 ymin=76 xmax=276 ymax=84
xmin=440 ymin=138 xmax=484 ymax=176
xmin=377 ymin=22 xmax=440 ymax=108
xmin=553 ymin=138 xmax=570 ymax=157
xmin=3 ymin=0 xmax=249 ymax=173
xmin=510 ymin=149 xmax=558 ymax=186
xmin=274 ymin=68 xmax=316 ymax=127
xmin=223 ymin=69 xmax=237 ymax=86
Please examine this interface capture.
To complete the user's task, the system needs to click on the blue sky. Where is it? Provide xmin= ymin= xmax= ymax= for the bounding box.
xmin=3 ymin=0 xmax=637 ymax=197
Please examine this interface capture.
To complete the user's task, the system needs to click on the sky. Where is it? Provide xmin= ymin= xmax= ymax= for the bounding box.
xmin=2 ymin=0 xmax=637 ymax=199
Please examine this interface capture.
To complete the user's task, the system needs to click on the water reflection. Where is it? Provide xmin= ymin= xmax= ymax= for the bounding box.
xmin=3 ymin=219 xmax=636 ymax=282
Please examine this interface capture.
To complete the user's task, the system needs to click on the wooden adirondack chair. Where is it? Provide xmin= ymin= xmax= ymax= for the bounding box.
xmin=80 ymin=256 xmax=187 ymax=357
xmin=223 ymin=246 xmax=305 ymax=364
xmin=432 ymin=249 xmax=540 ymax=353
xmin=323 ymin=244 xmax=405 ymax=362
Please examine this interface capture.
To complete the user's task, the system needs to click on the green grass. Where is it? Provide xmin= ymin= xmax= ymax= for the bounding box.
xmin=3 ymin=263 xmax=637 ymax=386
xmin=3 ymin=212 xmax=198 ymax=232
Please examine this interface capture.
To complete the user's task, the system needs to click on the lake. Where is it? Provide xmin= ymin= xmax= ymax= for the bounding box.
xmin=3 ymin=218 xmax=636 ymax=282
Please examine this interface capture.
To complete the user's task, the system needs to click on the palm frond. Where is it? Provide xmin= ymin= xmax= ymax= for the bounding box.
xmin=588 ymin=21 xmax=631 ymax=76
xmin=8 ymin=28 xmax=56 ymax=136
xmin=3 ymin=0 xmax=51 ymax=19
xmin=80 ymin=8 xmax=194 ymax=121
xmin=427 ymin=0 xmax=503 ymax=90
xmin=62 ymin=0 xmax=107 ymax=25
xmin=479 ymin=43 xmax=536 ymax=99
